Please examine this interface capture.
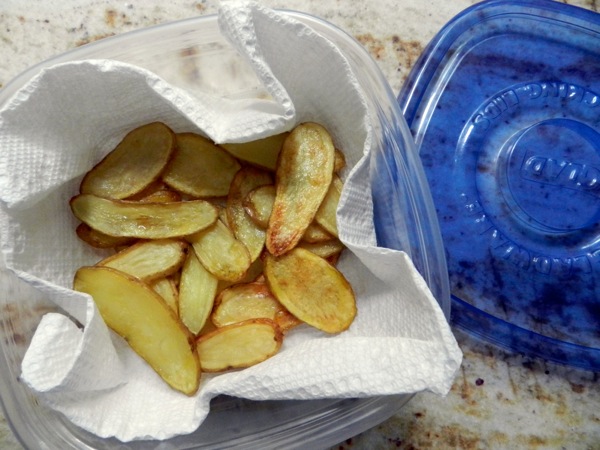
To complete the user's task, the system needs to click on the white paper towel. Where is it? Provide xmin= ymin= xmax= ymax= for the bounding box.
xmin=0 ymin=0 xmax=462 ymax=442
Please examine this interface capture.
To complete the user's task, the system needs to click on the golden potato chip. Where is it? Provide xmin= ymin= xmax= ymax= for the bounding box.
xmin=75 ymin=223 xmax=134 ymax=249
xmin=163 ymin=133 xmax=241 ymax=197
xmin=97 ymin=239 xmax=187 ymax=282
xmin=187 ymin=219 xmax=251 ymax=282
xmin=151 ymin=277 xmax=179 ymax=314
xmin=264 ymin=247 xmax=356 ymax=333
xmin=212 ymin=281 xmax=299 ymax=331
xmin=220 ymin=132 xmax=289 ymax=171
xmin=125 ymin=179 xmax=168 ymax=201
xmin=243 ymin=184 xmax=275 ymax=229
xmin=315 ymin=175 xmax=342 ymax=237
xmin=70 ymin=194 xmax=218 ymax=239
xmin=74 ymin=266 xmax=200 ymax=395
xmin=244 ymin=185 xmax=334 ymax=243
xmin=80 ymin=122 xmax=175 ymax=199
xmin=197 ymin=319 xmax=282 ymax=372
xmin=266 ymin=122 xmax=335 ymax=256
xmin=227 ymin=167 xmax=273 ymax=262
xmin=216 ymin=257 xmax=265 ymax=294
xmin=302 ymin=223 xmax=334 ymax=244
xmin=333 ymin=148 xmax=346 ymax=173
xmin=298 ymin=239 xmax=345 ymax=259
xmin=137 ymin=189 xmax=182 ymax=203
xmin=179 ymin=249 xmax=218 ymax=334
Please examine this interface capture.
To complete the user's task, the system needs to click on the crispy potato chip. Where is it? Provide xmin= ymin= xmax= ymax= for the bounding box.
xmin=274 ymin=308 xmax=302 ymax=332
xmin=75 ymin=223 xmax=134 ymax=249
xmin=178 ymin=249 xmax=218 ymax=335
xmin=302 ymin=223 xmax=334 ymax=243
xmin=227 ymin=167 xmax=273 ymax=261
xmin=243 ymin=184 xmax=275 ymax=229
xmin=97 ymin=239 xmax=187 ymax=282
xmin=333 ymin=148 xmax=346 ymax=173
xmin=137 ymin=189 xmax=182 ymax=203
xmin=152 ymin=277 xmax=179 ymax=314
xmin=198 ymin=319 xmax=218 ymax=336
xmin=244 ymin=185 xmax=334 ymax=243
xmin=187 ymin=219 xmax=251 ymax=282
xmin=220 ymin=132 xmax=289 ymax=171
xmin=70 ymin=194 xmax=218 ymax=239
xmin=197 ymin=319 xmax=282 ymax=372
xmin=163 ymin=133 xmax=241 ymax=197
xmin=314 ymin=175 xmax=342 ymax=237
xmin=218 ymin=206 xmax=230 ymax=228
xmin=212 ymin=281 xmax=299 ymax=331
xmin=264 ymin=247 xmax=356 ymax=333
xmin=80 ymin=122 xmax=175 ymax=199
xmin=74 ymin=266 xmax=200 ymax=395
xmin=266 ymin=122 xmax=335 ymax=256
xmin=216 ymin=257 xmax=264 ymax=293
xmin=298 ymin=239 xmax=345 ymax=259
xmin=125 ymin=179 xmax=168 ymax=201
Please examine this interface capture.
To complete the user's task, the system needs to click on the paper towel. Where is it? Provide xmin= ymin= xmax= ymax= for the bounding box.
xmin=0 ymin=0 xmax=462 ymax=442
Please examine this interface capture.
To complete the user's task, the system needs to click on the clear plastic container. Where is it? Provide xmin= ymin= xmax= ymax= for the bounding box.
xmin=0 ymin=11 xmax=449 ymax=449
xmin=399 ymin=0 xmax=600 ymax=371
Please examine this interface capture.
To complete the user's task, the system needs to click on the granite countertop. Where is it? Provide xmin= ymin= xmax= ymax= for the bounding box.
xmin=0 ymin=1 xmax=599 ymax=449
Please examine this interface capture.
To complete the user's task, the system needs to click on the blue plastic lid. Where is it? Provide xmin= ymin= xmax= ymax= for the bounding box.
xmin=399 ymin=0 xmax=600 ymax=371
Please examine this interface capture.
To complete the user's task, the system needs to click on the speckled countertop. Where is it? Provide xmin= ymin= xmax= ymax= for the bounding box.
xmin=1 ymin=1 xmax=599 ymax=449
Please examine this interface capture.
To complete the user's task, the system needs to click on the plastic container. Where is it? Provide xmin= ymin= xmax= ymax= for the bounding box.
xmin=0 ymin=11 xmax=449 ymax=449
xmin=399 ymin=0 xmax=600 ymax=371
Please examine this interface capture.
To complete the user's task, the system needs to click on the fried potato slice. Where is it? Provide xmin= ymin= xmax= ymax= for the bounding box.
xmin=187 ymin=219 xmax=251 ymax=282
xmin=75 ymin=223 xmax=134 ymax=249
xmin=298 ymin=239 xmax=345 ymax=259
xmin=264 ymin=247 xmax=356 ymax=334
xmin=243 ymin=184 xmax=275 ymax=229
xmin=266 ymin=122 xmax=335 ymax=256
xmin=216 ymin=257 xmax=264 ymax=294
xmin=163 ymin=133 xmax=241 ymax=198
xmin=197 ymin=319 xmax=282 ymax=372
xmin=220 ymin=132 xmax=289 ymax=171
xmin=244 ymin=185 xmax=333 ymax=243
xmin=73 ymin=266 xmax=200 ymax=395
xmin=151 ymin=277 xmax=179 ymax=314
xmin=333 ymin=148 xmax=346 ymax=173
xmin=97 ymin=239 xmax=187 ymax=282
xmin=179 ymin=249 xmax=218 ymax=335
xmin=227 ymin=167 xmax=273 ymax=262
xmin=137 ymin=189 xmax=182 ymax=203
xmin=212 ymin=281 xmax=300 ymax=331
xmin=125 ymin=179 xmax=168 ymax=201
xmin=80 ymin=122 xmax=176 ymax=199
xmin=70 ymin=194 xmax=218 ymax=239
xmin=301 ymin=223 xmax=334 ymax=244
xmin=314 ymin=175 xmax=342 ymax=237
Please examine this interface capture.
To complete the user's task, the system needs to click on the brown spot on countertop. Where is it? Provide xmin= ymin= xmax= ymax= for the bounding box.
xmin=393 ymin=38 xmax=423 ymax=71
xmin=75 ymin=33 xmax=116 ymax=47
xmin=355 ymin=33 xmax=386 ymax=61
xmin=570 ymin=382 xmax=585 ymax=394
xmin=105 ymin=9 xmax=117 ymax=28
